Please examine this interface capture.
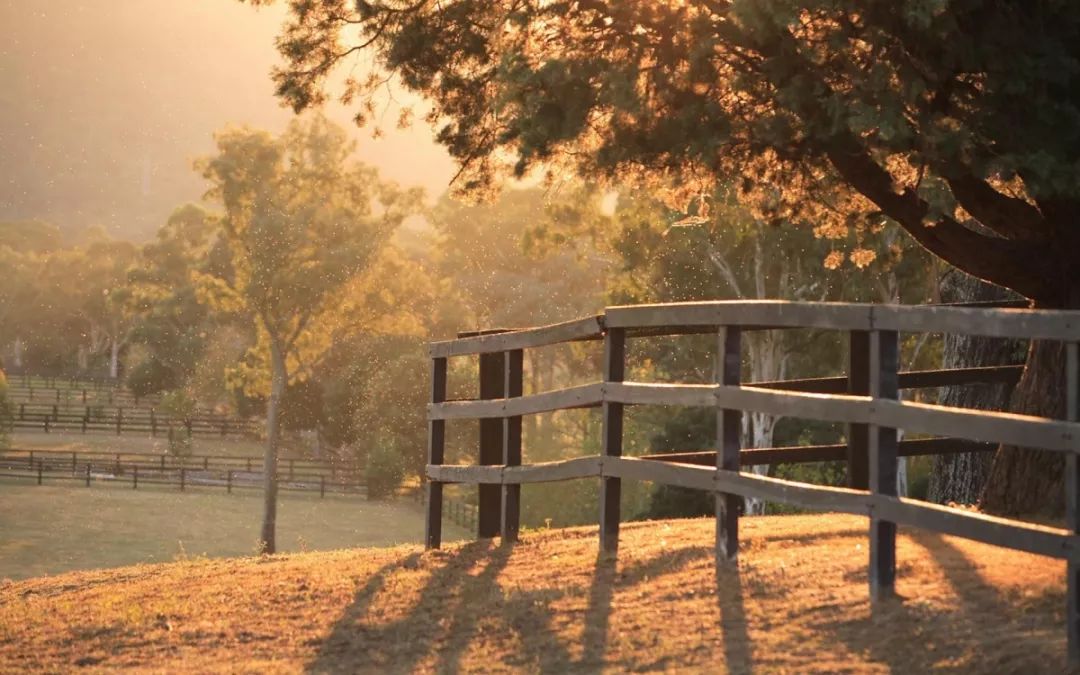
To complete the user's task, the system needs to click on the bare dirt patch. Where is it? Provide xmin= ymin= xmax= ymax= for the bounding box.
xmin=0 ymin=514 xmax=1069 ymax=673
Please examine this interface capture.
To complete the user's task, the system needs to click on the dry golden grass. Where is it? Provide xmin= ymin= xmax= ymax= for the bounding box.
xmin=0 ymin=514 xmax=1071 ymax=673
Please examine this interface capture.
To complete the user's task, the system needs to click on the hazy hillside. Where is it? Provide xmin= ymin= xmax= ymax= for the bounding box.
xmin=0 ymin=0 xmax=454 ymax=240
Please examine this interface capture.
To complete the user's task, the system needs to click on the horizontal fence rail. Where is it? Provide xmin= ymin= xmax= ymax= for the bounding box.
xmin=0 ymin=448 xmax=367 ymax=498
xmin=424 ymin=300 xmax=1080 ymax=663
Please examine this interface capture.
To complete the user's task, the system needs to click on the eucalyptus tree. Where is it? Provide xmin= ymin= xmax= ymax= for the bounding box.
xmin=197 ymin=114 xmax=420 ymax=553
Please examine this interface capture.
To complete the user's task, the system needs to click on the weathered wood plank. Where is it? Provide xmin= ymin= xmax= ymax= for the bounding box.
xmin=426 ymin=457 xmax=602 ymax=484
xmin=873 ymin=496 xmax=1080 ymax=561
xmin=606 ymin=382 xmax=1080 ymax=455
xmin=641 ymin=438 xmax=996 ymax=467
xmin=602 ymin=456 xmax=714 ymax=491
xmin=478 ymin=351 xmax=505 ymax=538
xmin=717 ymin=327 xmax=741 ymax=561
xmin=429 ymin=382 xmax=604 ymax=419
xmin=604 ymin=457 xmax=1080 ymax=560
xmin=874 ymin=399 xmax=1080 ymax=454
xmin=715 ymin=468 xmax=872 ymax=516
xmin=605 ymin=300 xmax=874 ymax=332
xmin=601 ymin=328 xmax=626 ymax=553
xmin=502 ymin=349 xmax=524 ymax=543
xmin=868 ymin=330 xmax=900 ymax=601
xmin=428 ymin=464 xmax=505 ymax=483
xmin=604 ymin=300 xmax=1080 ymax=341
xmin=505 ymin=457 xmax=603 ymax=483
xmin=750 ymin=365 xmax=1024 ymax=394
xmin=430 ymin=316 xmax=605 ymax=357
xmin=425 ymin=357 xmax=448 ymax=550
xmin=1066 ymin=341 xmax=1080 ymax=660
xmin=848 ymin=330 xmax=871 ymax=490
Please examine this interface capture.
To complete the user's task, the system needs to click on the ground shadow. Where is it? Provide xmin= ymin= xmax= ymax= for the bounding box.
xmin=715 ymin=557 xmax=753 ymax=675
xmin=307 ymin=537 xmax=723 ymax=673
xmin=824 ymin=529 xmax=1064 ymax=673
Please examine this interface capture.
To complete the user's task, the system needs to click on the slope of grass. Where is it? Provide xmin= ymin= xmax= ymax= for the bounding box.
xmin=0 ymin=514 xmax=1067 ymax=673
xmin=0 ymin=482 xmax=468 ymax=580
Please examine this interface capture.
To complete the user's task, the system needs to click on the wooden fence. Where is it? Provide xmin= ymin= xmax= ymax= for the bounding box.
xmin=4 ymin=404 xmax=261 ymax=438
xmin=0 ymin=448 xmax=366 ymax=497
xmin=424 ymin=300 xmax=1080 ymax=662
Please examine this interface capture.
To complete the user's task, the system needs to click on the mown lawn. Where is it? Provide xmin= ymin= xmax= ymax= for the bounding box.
xmin=0 ymin=481 xmax=469 ymax=580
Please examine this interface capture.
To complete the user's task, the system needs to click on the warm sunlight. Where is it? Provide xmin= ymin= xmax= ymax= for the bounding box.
xmin=2 ymin=1 xmax=1080 ymax=672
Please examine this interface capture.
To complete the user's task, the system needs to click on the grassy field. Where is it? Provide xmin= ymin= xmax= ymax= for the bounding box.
xmin=0 ymin=481 xmax=469 ymax=580
xmin=0 ymin=514 xmax=1066 ymax=673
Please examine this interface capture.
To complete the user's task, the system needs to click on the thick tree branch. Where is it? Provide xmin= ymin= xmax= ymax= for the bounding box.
xmin=945 ymin=175 xmax=1051 ymax=242
xmin=825 ymin=143 xmax=1057 ymax=302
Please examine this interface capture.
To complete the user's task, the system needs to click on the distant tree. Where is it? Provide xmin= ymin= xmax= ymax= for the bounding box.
xmin=127 ymin=204 xmax=223 ymax=395
xmin=196 ymin=114 xmax=420 ymax=553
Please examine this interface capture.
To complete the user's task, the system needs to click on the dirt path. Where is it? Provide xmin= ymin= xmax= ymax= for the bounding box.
xmin=0 ymin=514 xmax=1069 ymax=673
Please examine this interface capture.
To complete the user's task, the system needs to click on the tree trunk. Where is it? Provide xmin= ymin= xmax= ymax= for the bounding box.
xmin=109 ymin=339 xmax=121 ymax=381
xmin=978 ymin=272 xmax=1080 ymax=516
xmin=980 ymin=338 xmax=1067 ymax=516
xmin=927 ymin=272 xmax=1026 ymax=505
xmin=260 ymin=335 xmax=287 ymax=554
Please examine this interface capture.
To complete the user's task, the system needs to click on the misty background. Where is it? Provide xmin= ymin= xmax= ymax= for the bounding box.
xmin=0 ymin=0 xmax=456 ymax=239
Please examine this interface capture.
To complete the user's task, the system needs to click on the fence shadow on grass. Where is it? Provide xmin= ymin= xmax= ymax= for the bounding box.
xmin=823 ymin=530 xmax=1064 ymax=673
xmin=306 ymin=537 xmax=747 ymax=673
xmin=715 ymin=558 xmax=753 ymax=675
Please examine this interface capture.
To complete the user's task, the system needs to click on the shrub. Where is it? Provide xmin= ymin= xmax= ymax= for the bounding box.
xmin=167 ymin=426 xmax=193 ymax=458
xmin=366 ymin=444 xmax=407 ymax=500
xmin=127 ymin=358 xmax=177 ymax=398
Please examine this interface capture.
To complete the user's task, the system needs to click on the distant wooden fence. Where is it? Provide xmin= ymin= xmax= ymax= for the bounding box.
xmin=425 ymin=300 xmax=1080 ymax=662
xmin=0 ymin=448 xmax=365 ymax=497
xmin=2 ymin=376 xmax=259 ymax=439
xmin=4 ymin=404 xmax=261 ymax=438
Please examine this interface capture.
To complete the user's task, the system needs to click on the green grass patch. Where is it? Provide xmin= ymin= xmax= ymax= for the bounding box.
xmin=0 ymin=480 xmax=469 ymax=580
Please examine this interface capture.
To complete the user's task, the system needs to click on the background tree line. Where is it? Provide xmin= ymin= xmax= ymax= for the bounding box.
xmin=0 ymin=112 xmax=1013 ymax=542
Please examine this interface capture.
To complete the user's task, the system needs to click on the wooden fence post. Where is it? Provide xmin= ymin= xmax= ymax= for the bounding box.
xmin=133 ymin=466 xmax=138 ymax=490
xmin=501 ymin=349 xmax=524 ymax=543
xmin=1066 ymin=341 xmax=1079 ymax=663
xmin=600 ymin=327 xmax=626 ymax=552
xmin=868 ymin=330 xmax=899 ymax=601
xmin=227 ymin=470 xmax=233 ymax=494
xmin=425 ymin=356 xmax=448 ymax=549
xmin=37 ymin=461 xmax=42 ymax=485
xmin=85 ymin=463 xmax=91 ymax=487
xmin=847 ymin=330 xmax=871 ymax=489
xmin=478 ymin=350 xmax=506 ymax=538
xmin=180 ymin=467 xmax=186 ymax=492
xmin=716 ymin=326 xmax=742 ymax=561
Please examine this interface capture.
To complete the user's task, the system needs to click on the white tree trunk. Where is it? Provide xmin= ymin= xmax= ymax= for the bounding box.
xmin=109 ymin=339 xmax=121 ymax=381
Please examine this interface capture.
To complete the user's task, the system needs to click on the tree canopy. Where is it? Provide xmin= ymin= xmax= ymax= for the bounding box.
xmin=255 ymin=0 xmax=1080 ymax=307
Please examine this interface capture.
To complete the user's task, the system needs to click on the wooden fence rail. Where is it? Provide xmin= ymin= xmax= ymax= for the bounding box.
xmin=424 ymin=300 xmax=1080 ymax=662
xmin=0 ymin=448 xmax=362 ymax=479
xmin=4 ymin=407 xmax=261 ymax=439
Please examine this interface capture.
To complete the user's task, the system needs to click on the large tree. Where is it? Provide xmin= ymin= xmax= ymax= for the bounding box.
xmin=197 ymin=114 xmax=420 ymax=552
xmin=253 ymin=1 xmax=1080 ymax=514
